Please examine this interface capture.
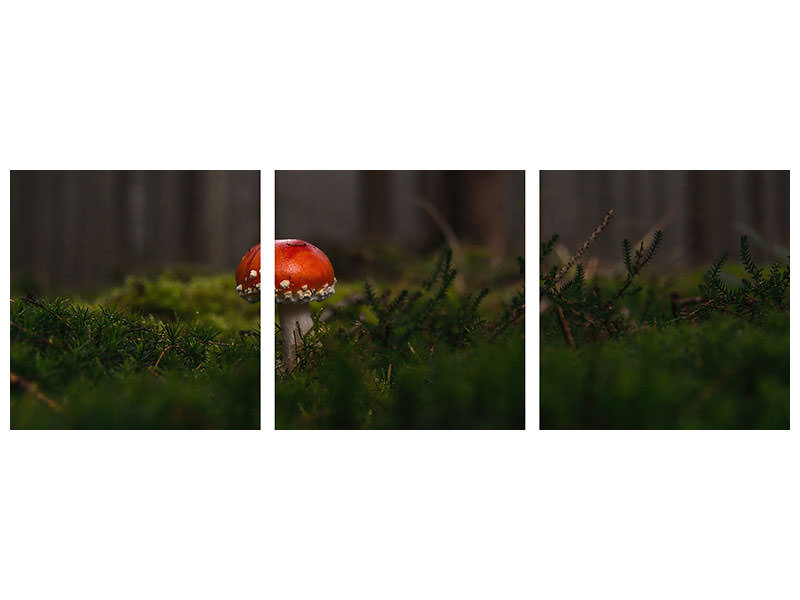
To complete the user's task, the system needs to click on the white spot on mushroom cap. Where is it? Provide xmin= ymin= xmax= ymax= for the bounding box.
xmin=250 ymin=270 xmax=258 ymax=279
xmin=237 ymin=281 xmax=260 ymax=302
xmin=279 ymin=280 xmax=291 ymax=289
xmin=274 ymin=278 xmax=337 ymax=304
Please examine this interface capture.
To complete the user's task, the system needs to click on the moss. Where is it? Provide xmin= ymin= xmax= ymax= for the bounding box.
xmin=541 ymin=312 xmax=789 ymax=429
xmin=541 ymin=226 xmax=789 ymax=429
xmin=93 ymin=271 xmax=259 ymax=334
xmin=276 ymin=248 xmax=526 ymax=430
xmin=10 ymin=272 xmax=260 ymax=429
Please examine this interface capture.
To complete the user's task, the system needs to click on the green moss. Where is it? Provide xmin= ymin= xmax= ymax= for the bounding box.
xmin=276 ymin=334 xmax=524 ymax=429
xmin=10 ymin=272 xmax=260 ymax=429
xmin=541 ymin=312 xmax=789 ymax=429
xmin=541 ymin=228 xmax=789 ymax=429
xmin=93 ymin=271 xmax=259 ymax=334
xmin=276 ymin=248 xmax=526 ymax=430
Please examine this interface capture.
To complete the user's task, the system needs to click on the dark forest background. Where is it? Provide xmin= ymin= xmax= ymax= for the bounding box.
xmin=13 ymin=171 xmax=784 ymax=294
xmin=541 ymin=171 xmax=789 ymax=271
xmin=276 ymin=171 xmax=525 ymax=280
xmin=10 ymin=171 xmax=260 ymax=293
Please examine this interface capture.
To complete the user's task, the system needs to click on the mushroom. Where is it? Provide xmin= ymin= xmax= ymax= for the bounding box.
xmin=275 ymin=239 xmax=336 ymax=370
xmin=236 ymin=243 xmax=261 ymax=303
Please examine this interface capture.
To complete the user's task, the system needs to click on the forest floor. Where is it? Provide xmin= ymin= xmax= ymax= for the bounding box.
xmin=275 ymin=247 xmax=526 ymax=429
xmin=540 ymin=268 xmax=789 ymax=429
xmin=10 ymin=272 xmax=260 ymax=429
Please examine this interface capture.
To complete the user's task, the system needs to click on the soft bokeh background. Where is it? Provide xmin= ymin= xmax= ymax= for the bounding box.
xmin=11 ymin=170 xmax=260 ymax=294
xmin=276 ymin=170 xmax=525 ymax=282
xmin=275 ymin=170 xmax=526 ymax=430
xmin=540 ymin=171 xmax=789 ymax=271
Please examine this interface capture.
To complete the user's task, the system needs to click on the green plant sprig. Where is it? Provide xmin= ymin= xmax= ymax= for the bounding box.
xmin=695 ymin=235 xmax=789 ymax=320
xmin=541 ymin=210 xmax=663 ymax=346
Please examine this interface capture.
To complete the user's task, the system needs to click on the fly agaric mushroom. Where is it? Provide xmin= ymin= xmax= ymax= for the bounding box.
xmin=275 ymin=239 xmax=336 ymax=370
xmin=236 ymin=243 xmax=261 ymax=302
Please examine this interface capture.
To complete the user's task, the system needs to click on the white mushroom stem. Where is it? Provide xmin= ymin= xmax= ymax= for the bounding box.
xmin=277 ymin=302 xmax=314 ymax=370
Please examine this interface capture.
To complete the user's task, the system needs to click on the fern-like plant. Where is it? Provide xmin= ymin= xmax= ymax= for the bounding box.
xmin=694 ymin=235 xmax=789 ymax=320
xmin=540 ymin=210 xmax=663 ymax=346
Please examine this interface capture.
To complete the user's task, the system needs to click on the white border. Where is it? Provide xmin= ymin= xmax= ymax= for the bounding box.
xmin=2 ymin=2 xmax=797 ymax=599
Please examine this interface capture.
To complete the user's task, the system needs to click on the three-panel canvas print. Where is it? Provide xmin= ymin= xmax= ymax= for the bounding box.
xmin=8 ymin=170 xmax=789 ymax=430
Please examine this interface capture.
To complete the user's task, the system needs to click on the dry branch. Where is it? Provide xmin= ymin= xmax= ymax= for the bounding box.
xmin=553 ymin=209 xmax=615 ymax=290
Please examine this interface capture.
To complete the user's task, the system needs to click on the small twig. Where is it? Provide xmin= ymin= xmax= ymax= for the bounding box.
xmin=634 ymin=206 xmax=676 ymax=252
xmin=553 ymin=209 xmax=615 ymax=287
xmin=11 ymin=371 xmax=63 ymax=412
xmin=11 ymin=320 xmax=70 ymax=350
xmin=21 ymin=297 xmax=74 ymax=329
xmin=416 ymin=197 xmax=467 ymax=293
xmin=670 ymin=293 xmax=703 ymax=318
xmin=555 ymin=305 xmax=576 ymax=349
xmin=415 ymin=197 xmax=465 ymax=266
xmin=12 ymin=321 xmax=53 ymax=346
xmin=489 ymin=303 xmax=526 ymax=340
xmin=506 ymin=304 xmax=526 ymax=327
xmin=685 ymin=299 xmax=726 ymax=321
xmin=154 ymin=344 xmax=176 ymax=370
xmin=207 ymin=340 xmax=233 ymax=347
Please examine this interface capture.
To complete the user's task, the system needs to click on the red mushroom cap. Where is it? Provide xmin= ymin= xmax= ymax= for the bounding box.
xmin=236 ymin=243 xmax=261 ymax=302
xmin=275 ymin=239 xmax=336 ymax=303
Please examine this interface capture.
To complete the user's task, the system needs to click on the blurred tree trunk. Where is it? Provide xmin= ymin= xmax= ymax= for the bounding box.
xmin=203 ymin=171 xmax=231 ymax=268
xmin=181 ymin=170 xmax=203 ymax=263
xmin=10 ymin=172 xmax=35 ymax=285
xmin=360 ymin=170 xmax=392 ymax=242
xmin=31 ymin=172 xmax=58 ymax=288
xmin=112 ymin=171 xmax=132 ymax=275
xmin=687 ymin=171 xmax=715 ymax=268
xmin=457 ymin=171 xmax=508 ymax=263
xmin=11 ymin=170 xmax=260 ymax=293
